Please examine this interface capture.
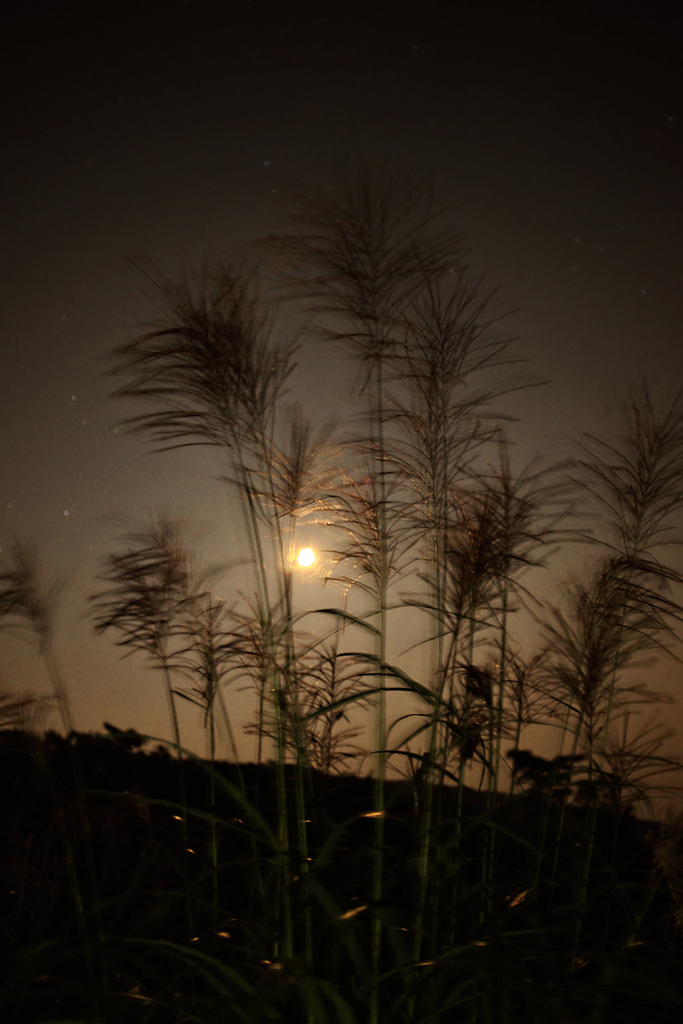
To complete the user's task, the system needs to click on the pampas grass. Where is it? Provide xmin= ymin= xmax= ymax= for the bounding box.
xmin=2 ymin=163 xmax=683 ymax=1023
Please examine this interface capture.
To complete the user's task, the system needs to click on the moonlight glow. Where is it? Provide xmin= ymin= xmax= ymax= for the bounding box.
xmin=297 ymin=547 xmax=315 ymax=567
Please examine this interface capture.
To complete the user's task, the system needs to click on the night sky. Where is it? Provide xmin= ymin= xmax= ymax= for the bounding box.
xmin=2 ymin=1 xmax=683 ymax=768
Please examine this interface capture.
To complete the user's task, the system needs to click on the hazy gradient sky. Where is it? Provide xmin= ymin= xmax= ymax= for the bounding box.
xmin=2 ymin=1 xmax=683 ymax=762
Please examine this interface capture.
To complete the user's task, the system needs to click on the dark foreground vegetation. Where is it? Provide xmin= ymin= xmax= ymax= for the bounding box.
xmin=1 ymin=728 xmax=682 ymax=1024
xmin=3 ymin=160 xmax=683 ymax=1021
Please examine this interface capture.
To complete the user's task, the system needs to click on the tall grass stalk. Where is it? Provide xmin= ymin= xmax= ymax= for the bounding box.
xmin=173 ymin=578 xmax=240 ymax=925
xmin=379 ymin=266 xmax=521 ymax=959
xmin=574 ymin=383 xmax=683 ymax=760
xmin=0 ymin=541 xmax=73 ymax=735
xmin=109 ymin=262 xmax=306 ymax=956
xmin=557 ymin=387 xmax=683 ymax=946
xmin=90 ymin=518 xmax=192 ymax=809
xmin=0 ymin=543 xmax=110 ymax=997
xmin=15 ymin=167 xmax=670 ymax=1022
xmin=263 ymin=159 xmax=468 ymax=1015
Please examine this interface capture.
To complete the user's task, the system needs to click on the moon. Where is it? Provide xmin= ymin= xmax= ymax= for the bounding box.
xmin=297 ymin=547 xmax=315 ymax=567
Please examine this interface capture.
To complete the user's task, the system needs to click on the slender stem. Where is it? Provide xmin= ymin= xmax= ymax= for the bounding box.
xmin=208 ymin=698 xmax=218 ymax=926
xmin=42 ymin=642 xmax=74 ymax=737
xmin=43 ymin=640 xmax=108 ymax=999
